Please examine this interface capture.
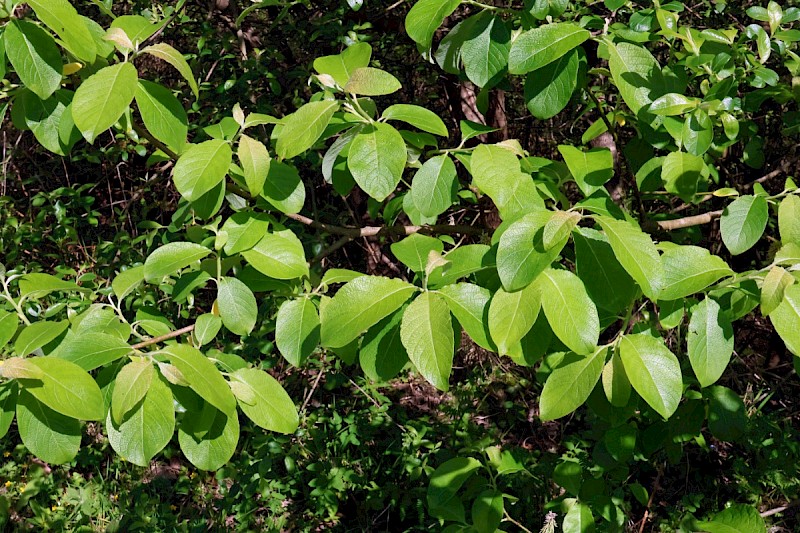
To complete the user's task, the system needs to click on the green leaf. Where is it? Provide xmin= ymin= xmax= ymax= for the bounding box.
xmin=573 ymin=227 xmax=637 ymax=314
xmin=27 ymin=0 xmax=96 ymax=63
xmin=558 ymin=145 xmax=614 ymax=197
xmin=697 ymin=504 xmax=766 ymax=533
xmin=172 ymin=139 xmax=232 ymax=202
xmin=761 ymin=266 xmax=795 ymax=316
xmin=140 ymin=43 xmax=199 ymax=99
xmin=313 ymin=42 xmax=372 ymax=87
xmin=662 ymin=151 xmax=707 ymax=202
xmin=428 ymin=244 xmax=493 ymax=288
xmin=410 ymin=155 xmax=458 ymax=218
xmin=14 ymin=320 xmax=68 ymax=356
xmin=537 ymin=268 xmax=599 ymax=355
xmin=276 ymin=100 xmax=339 ymax=160
xmin=488 ymin=282 xmax=541 ymax=356
xmin=525 ymin=47 xmax=581 ymax=120
xmin=438 ymin=283 xmax=494 ymax=351
xmin=688 ymin=298 xmax=734 ymax=388
xmin=472 ymin=490 xmax=504 ymax=533
xmin=107 ymin=374 xmax=174 ymax=467
xmin=770 ymin=284 xmax=800 ymax=356
xmin=348 ymin=123 xmax=407 ymax=201
xmin=607 ymin=42 xmax=660 ymax=116
xmin=400 ymin=292 xmax=455 ymax=391
xmin=658 ymin=246 xmax=733 ymax=301
xmin=16 ymin=390 xmax=81 ymax=465
xmin=649 ymin=93 xmax=697 ymax=115
xmin=51 ymin=331 xmax=131 ymax=371
xmin=427 ymin=457 xmax=481 ymax=523
xmin=596 ymin=216 xmax=663 ymax=300
xmin=359 ymin=306 xmax=409 ymax=382
xmin=540 ymin=348 xmax=606 ymax=421
xmin=321 ymin=276 xmax=416 ymax=348
xmin=144 ymin=241 xmax=211 ymax=281
xmin=0 ymin=382 xmax=17 ymax=439
xmin=682 ymin=110 xmax=713 ymax=156
xmin=602 ymin=349 xmax=631 ymax=407
xmin=563 ymin=502 xmax=596 ymax=533
xmin=720 ymin=195 xmax=769 ymax=255
xmin=110 ymin=15 xmax=158 ymax=45
xmin=21 ymin=357 xmax=104 ymax=421
xmin=497 ymin=210 xmax=565 ymax=292
xmin=509 ymin=22 xmax=590 ymax=75
xmin=778 ymin=194 xmax=800 ymax=245
xmin=237 ymin=134 xmax=270 ymax=197
xmin=0 ymin=310 xmax=19 ymax=348
xmin=0 ymin=358 xmax=44 ymax=380
xmin=391 ymin=234 xmax=444 ymax=273
xmin=461 ymin=13 xmax=510 ymax=88
xmin=111 ymin=359 xmax=155 ymax=424
xmin=112 ymin=265 xmax=145 ymax=301
xmin=320 ymin=268 xmax=365 ymax=287
xmin=178 ymin=404 xmax=239 ymax=471
xmin=232 ymin=368 xmax=299 ymax=433
xmin=220 ymin=211 xmax=270 ymax=256
xmin=344 ymin=67 xmax=401 ymax=95
xmin=470 ymin=144 xmax=542 ymax=220
xmin=16 ymin=89 xmax=79 ymax=156
xmin=162 ymin=344 xmax=236 ymax=415
xmin=72 ymin=63 xmax=138 ymax=143
xmin=135 ymin=80 xmax=188 ymax=154
xmin=275 ymin=298 xmax=320 ymax=366
xmin=19 ymin=273 xmax=83 ymax=299
xmin=405 ymin=0 xmax=462 ymax=50
xmin=619 ymin=334 xmax=682 ymax=419
xmin=4 ymin=20 xmax=62 ymax=100
xmin=241 ymin=229 xmax=309 ymax=280
xmin=262 ymin=161 xmax=306 ymax=215
xmin=217 ymin=277 xmax=257 ymax=336
xmin=382 ymin=104 xmax=448 ymax=137
xmin=194 ymin=314 xmax=221 ymax=346
xmin=707 ymin=385 xmax=747 ymax=442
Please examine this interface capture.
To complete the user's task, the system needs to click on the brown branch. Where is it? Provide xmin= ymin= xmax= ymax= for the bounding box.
xmin=130 ymin=324 xmax=195 ymax=350
xmin=761 ymin=499 xmax=800 ymax=518
xmin=653 ymin=210 xmax=723 ymax=232
xmin=283 ymin=211 xmax=485 ymax=238
xmin=131 ymin=122 xmax=179 ymax=160
xmin=638 ymin=465 xmax=664 ymax=533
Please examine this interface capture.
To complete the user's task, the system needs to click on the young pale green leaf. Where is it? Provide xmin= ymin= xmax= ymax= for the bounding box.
xmin=178 ymin=404 xmax=239 ymax=471
xmin=720 ymin=195 xmax=769 ymax=255
xmin=497 ymin=210 xmax=566 ymax=292
xmin=472 ymin=490 xmax=504 ymax=533
xmin=232 ymin=368 xmax=299 ymax=433
xmin=107 ymin=375 xmax=174 ymax=467
xmin=410 ymin=155 xmax=458 ymax=218
xmin=172 ymin=139 xmax=232 ymax=202
xmin=18 ymin=273 xmax=83 ymax=300
xmin=50 ymin=331 xmax=131 ymax=371
xmin=276 ymin=100 xmax=339 ymax=160
xmin=135 ymin=80 xmax=188 ymax=154
xmin=0 ymin=358 xmax=44 ymax=380
xmin=111 ymin=15 xmax=158 ymax=45
xmin=696 ymin=504 xmax=766 ymax=533
xmin=437 ymin=283 xmax=495 ymax=351
xmin=607 ymin=41 xmax=660 ymax=116
xmin=344 ymin=67 xmax=401 ymax=96
xmin=360 ymin=306 xmax=409 ymax=382
xmin=662 ymin=151 xmax=707 ymax=202
xmin=761 ymin=266 xmax=795 ymax=316
xmin=263 ymin=161 xmax=306 ymax=214
xmin=73 ymin=63 xmax=138 ymax=143
xmin=524 ymin=48 xmax=581 ymax=120
xmin=140 ymin=43 xmax=199 ymax=99
xmin=14 ymin=320 xmax=68 ymax=356
xmin=320 ymin=268 xmax=365 ymax=287
xmin=144 ymin=242 xmax=211 ymax=281
xmin=537 ymin=268 xmax=599 ymax=355
xmin=27 ymin=0 xmax=96 ymax=63
xmin=0 ymin=311 xmax=19 ymax=349
xmin=162 ymin=344 xmax=237 ymax=415
xmin=775 ymin=242 xmax=800 ymax=266
xmin=540 ymin=348 xmax=606 ymax=421
xmin=648 ymin=93 xmax=697 ymax=115
xmin=16 ymin=390 xmax=81 ymax=465
xmin=220 ymin=211 xmax=270 ymax=256
xmin=602 ymin=349 xmax=631 ymax=407
xmin=404 ymin=0 xmax=462 ymax=50
xmin=509 ymin=22 xmax=590 ymax=75
xmin=563 ymin=502 xmax=595 ymax=533
xmin=428 ymin=244 xmax=493 ymax=288
xmin=619 ymin=334 xmax=682 ymax=419
xmin=778 ymin=194 xmax=800 ymax=245
xmin=558 ymin=145 xmax=614 ymax=197
xmin=313 ymin=42 xmax=371 ymax=87
xmin=276 ymin=298 xmax=320 ymax=366
xmin=241 ymin=229 xmax=309 ymax=280
xmin=321 ymin=276 xmax=416 ymax=348
xmin=237 ymin=134 xmax=270 ymax=197
xmin=488 ymin=282 xmax=541 ymax=356
xmin=382 ymin=104 xmax=448 ymax=137
xmin=688 ymin=298 xmax=734 ymax=388
xmin=658 ymin=246 xmax=733 ymax=301
xmin=471 ymin=144 xmax=542 ymax=220
xmin=573 ymin=227 xmax=638 ymax=314
xmin=460 ymin=13 xmax=511 ymax=88
xmin=194 ymin=313 xmax=222 ymax=346
xmin=4 ymin=20 xmax=62 ymax=100
xmin=720 ymin=112 xmax=739 ymax=140
xmin=217 ymin=277 xmax=257 ymax=336
xmin=596 ymin=216 xmax=663 ymax=300
xmin=770 ymin=284 xmax=800 ymax=356
xmin=21 ymin=357 xmax=104 ymax=421
xmin=348 ymin=123 xmax=407 ymax=201
xmin=112 ymin=265 xmax=145 ymax=301
xmin=391 ymin=234 xmax=444 ymax=273
xmin=111 ymin=359 xmax=155 ymax=424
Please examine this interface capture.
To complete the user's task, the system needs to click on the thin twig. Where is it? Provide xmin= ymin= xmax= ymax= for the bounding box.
xmin=638 ymin=465 xmax=664 ymax=533
xmin=130 ymin=324 xmax=195 ymax=350
xmin=284 ymin=211 xmax=484 ymax=238
xmin=655 ymin=210 xmax=723 ymax=231
xmin=311 ymin=235 xmax=354 ymax=265
xmin=761 ymin=499 xmax=800 ymax=517
xmin=131 ymin=122 xmax=179 ymax=160
xmin=301 ymin=368 xmax=325 ymax=413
